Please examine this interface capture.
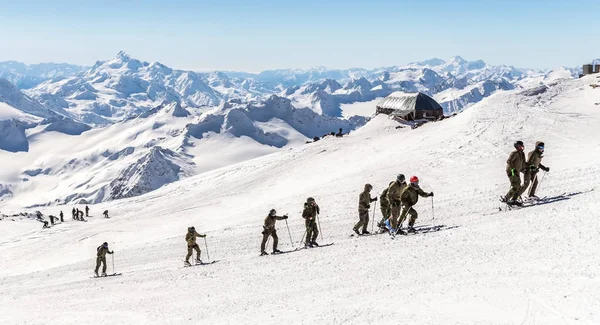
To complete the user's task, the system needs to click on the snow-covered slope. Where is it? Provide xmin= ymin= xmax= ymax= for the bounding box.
xmin=1 ymin=75 xmax=599 ymax=324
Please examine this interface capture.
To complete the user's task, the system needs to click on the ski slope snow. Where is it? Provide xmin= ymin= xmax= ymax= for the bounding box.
xmin=1 ymin=75 xmax=600 ymax=324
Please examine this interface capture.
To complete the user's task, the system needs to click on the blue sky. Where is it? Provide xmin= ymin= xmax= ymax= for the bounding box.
xmin=0 ymin=0 xmax=598 ymax=72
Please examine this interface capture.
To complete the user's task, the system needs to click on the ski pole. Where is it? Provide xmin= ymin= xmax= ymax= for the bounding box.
xmin=431 ymin=196 xmax=435 ymax=225
xmin=535 ymin=171 xmax=547 ymax=196
xmin=112 ymin=253 xmax=115 ymax=275
xmin=316 ymin=214 xmax=323 ymax=240
xmin=394 ymin=206 xmax=412 ymax=236
xmin=299 ymin=229 xmax=307 ymax=246
xmin=285 ymin=219 xmax=294 ymax=247
xmin=371 ymin=200 xmax=377 ymax=233
xmin=204 ymin=237 xmax=210 ymax=263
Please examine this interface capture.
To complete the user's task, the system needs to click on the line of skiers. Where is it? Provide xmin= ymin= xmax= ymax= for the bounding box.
xmin=502 ymin=141 xmax=550 ymax=206
xmin=94 ymin=141 xmax=550 ymax=273
xmin=258 ymin=177 xmax=433 ymax=256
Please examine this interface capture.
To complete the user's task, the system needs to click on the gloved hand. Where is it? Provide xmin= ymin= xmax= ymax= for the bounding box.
xmin=201 ymin=234 xmax=207 ymax=238
xmin=366 ymin=204 xmax=371 ymax=209
xmin=283 ymin=215 xmax=288 ymax=219
xmin=429 ymin=192 xmax=434 ymax=197
xmin=372 ymin=197 xmax=378 ymax=202
xmin=542 ymin=166 xmax=550 ymax=172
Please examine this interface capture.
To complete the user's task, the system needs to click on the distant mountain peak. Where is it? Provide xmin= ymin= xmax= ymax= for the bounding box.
xmin=116 ymin=50 xmax=131 ymax=61
xmin=449 ymin=56 xmax=467 ymax=63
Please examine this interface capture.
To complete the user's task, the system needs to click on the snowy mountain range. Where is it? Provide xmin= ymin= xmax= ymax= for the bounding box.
xmin=0 ymin=61 xmax=87 ymax=89
xmin=0 ymin=52 xmax=582 ymax=206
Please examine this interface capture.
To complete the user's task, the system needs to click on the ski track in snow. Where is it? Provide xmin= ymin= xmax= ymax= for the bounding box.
xmin=1 ymin=76 xmax=600 ymax=324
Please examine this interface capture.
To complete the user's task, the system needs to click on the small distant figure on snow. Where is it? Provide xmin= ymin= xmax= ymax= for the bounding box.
xmin=78 ymin=210 xmax=85 ymax=221
xmin=85 ymin=205 xmax=90 ymax=217
xmin=503 ymin=141 xmax=526 ymax=206
xmin=353 ymin=184 xmax=377 ymax=235
xmin=59 ymin=211 xmax=64 ymax=223
xmin=260 ymin=209 xmax=288 ymax=256
xmin=103 ymin=210 xmax=109 ymax=218
xmin=72 ymin=208 xmax=77 ymax=221
xmin=302 ymin=197 xmax=320 ymax=247
xmin=335 ymin=128 xmax=343 ymax=137
xmin=94 ymin=242 xmax=114 ymax=277
xmin=394 ymin=176 xmax=433 ymax=235
xmin=384 ymin=174 xmax=407 ymax=233
xmin=520 ymin=141 xmax=550 ymax=199
xmin=184 ymin=227 xmax=206 ymax=266
xmin=49 ymin=215 xmax=56 ymax=226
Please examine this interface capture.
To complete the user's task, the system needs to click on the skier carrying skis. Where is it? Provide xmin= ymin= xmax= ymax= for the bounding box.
xmin=353 ymin=184 xmax=377 ymax=235
xmin=260 ymin=209 xmax=289 ymax=256
xmin=94 ymin=242 xmax=114 ymax=277
xmin=520 ymin=141 xmax=550 ymax=199
xmin=185 ymin=227 xmax=206 ymax=266
xmin=302 ymin=197 xmax=320 ymax=247
xmin=395 ymin=176 xmax=433 ymax=234
xmin=385 ymin=174 xmax=407 ymax=232
xmin=503 ymin=140 xmax=527 ymax=206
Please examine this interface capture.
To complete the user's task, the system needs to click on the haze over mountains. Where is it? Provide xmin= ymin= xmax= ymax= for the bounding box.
xmin=0 ymin=52 xmax=582 ymax=207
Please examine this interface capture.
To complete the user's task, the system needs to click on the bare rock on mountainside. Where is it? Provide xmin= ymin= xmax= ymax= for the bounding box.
xmin=0 ymin=184 xmax=13 ymax=201
xmin=40 ymin=115 xmax=91 ymax=135
xmin=108 ymin=146 xmax=194 ymax=200
xmin=139 ymin=101 xmax=190 ymax=118
xmin=184 ymin=95 xmax=367 ymax=147
xmin=0 ymin=119 xmax=33 ymax=152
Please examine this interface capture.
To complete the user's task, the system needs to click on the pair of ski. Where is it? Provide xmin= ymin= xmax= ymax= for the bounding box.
xmin=183 ymin=260 xmax=219 ymax=267
xmin=261 ymin=243 xmax=335 ymax=256
xmin=498 ymin=194 xmax=556 ymax=211
xmin=91 ymin=273 xmax=122 ymax=278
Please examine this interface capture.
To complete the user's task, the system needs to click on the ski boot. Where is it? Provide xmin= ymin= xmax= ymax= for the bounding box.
xmin=396 ymin=228 xmax=407 ymax=235
xmin=260 ymin=251 xmax=269 ymax=256
xmin=353 ymin=229 xmax=361 ymax=236
xmin=384 ymin=219 xmax=391 ymax=230
xmin=311 ymin=241 xmax=319 ymax=247
xmin=272 ymin=249 xmax=282 ymax=254
xmin=407 ymin=226 xmax=416 ymax=234
xmin=305 ymin=242 xmax=313 ymax=248
xmin=362 ymin=230 xmax=371 ymax=235
xmin=101 ymin=272 xmax=107 ymax=277
xmin=508 ymin=200 xmax=523 ymax=207
xmin=94 ymin=271 xmax=99 ymax=277
xmin=184 ymin=260 xmax=192 ymax=267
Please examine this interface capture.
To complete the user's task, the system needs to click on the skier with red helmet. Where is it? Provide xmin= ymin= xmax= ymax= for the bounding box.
xmin=395 ymin=175 xmax=433 ymax=235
